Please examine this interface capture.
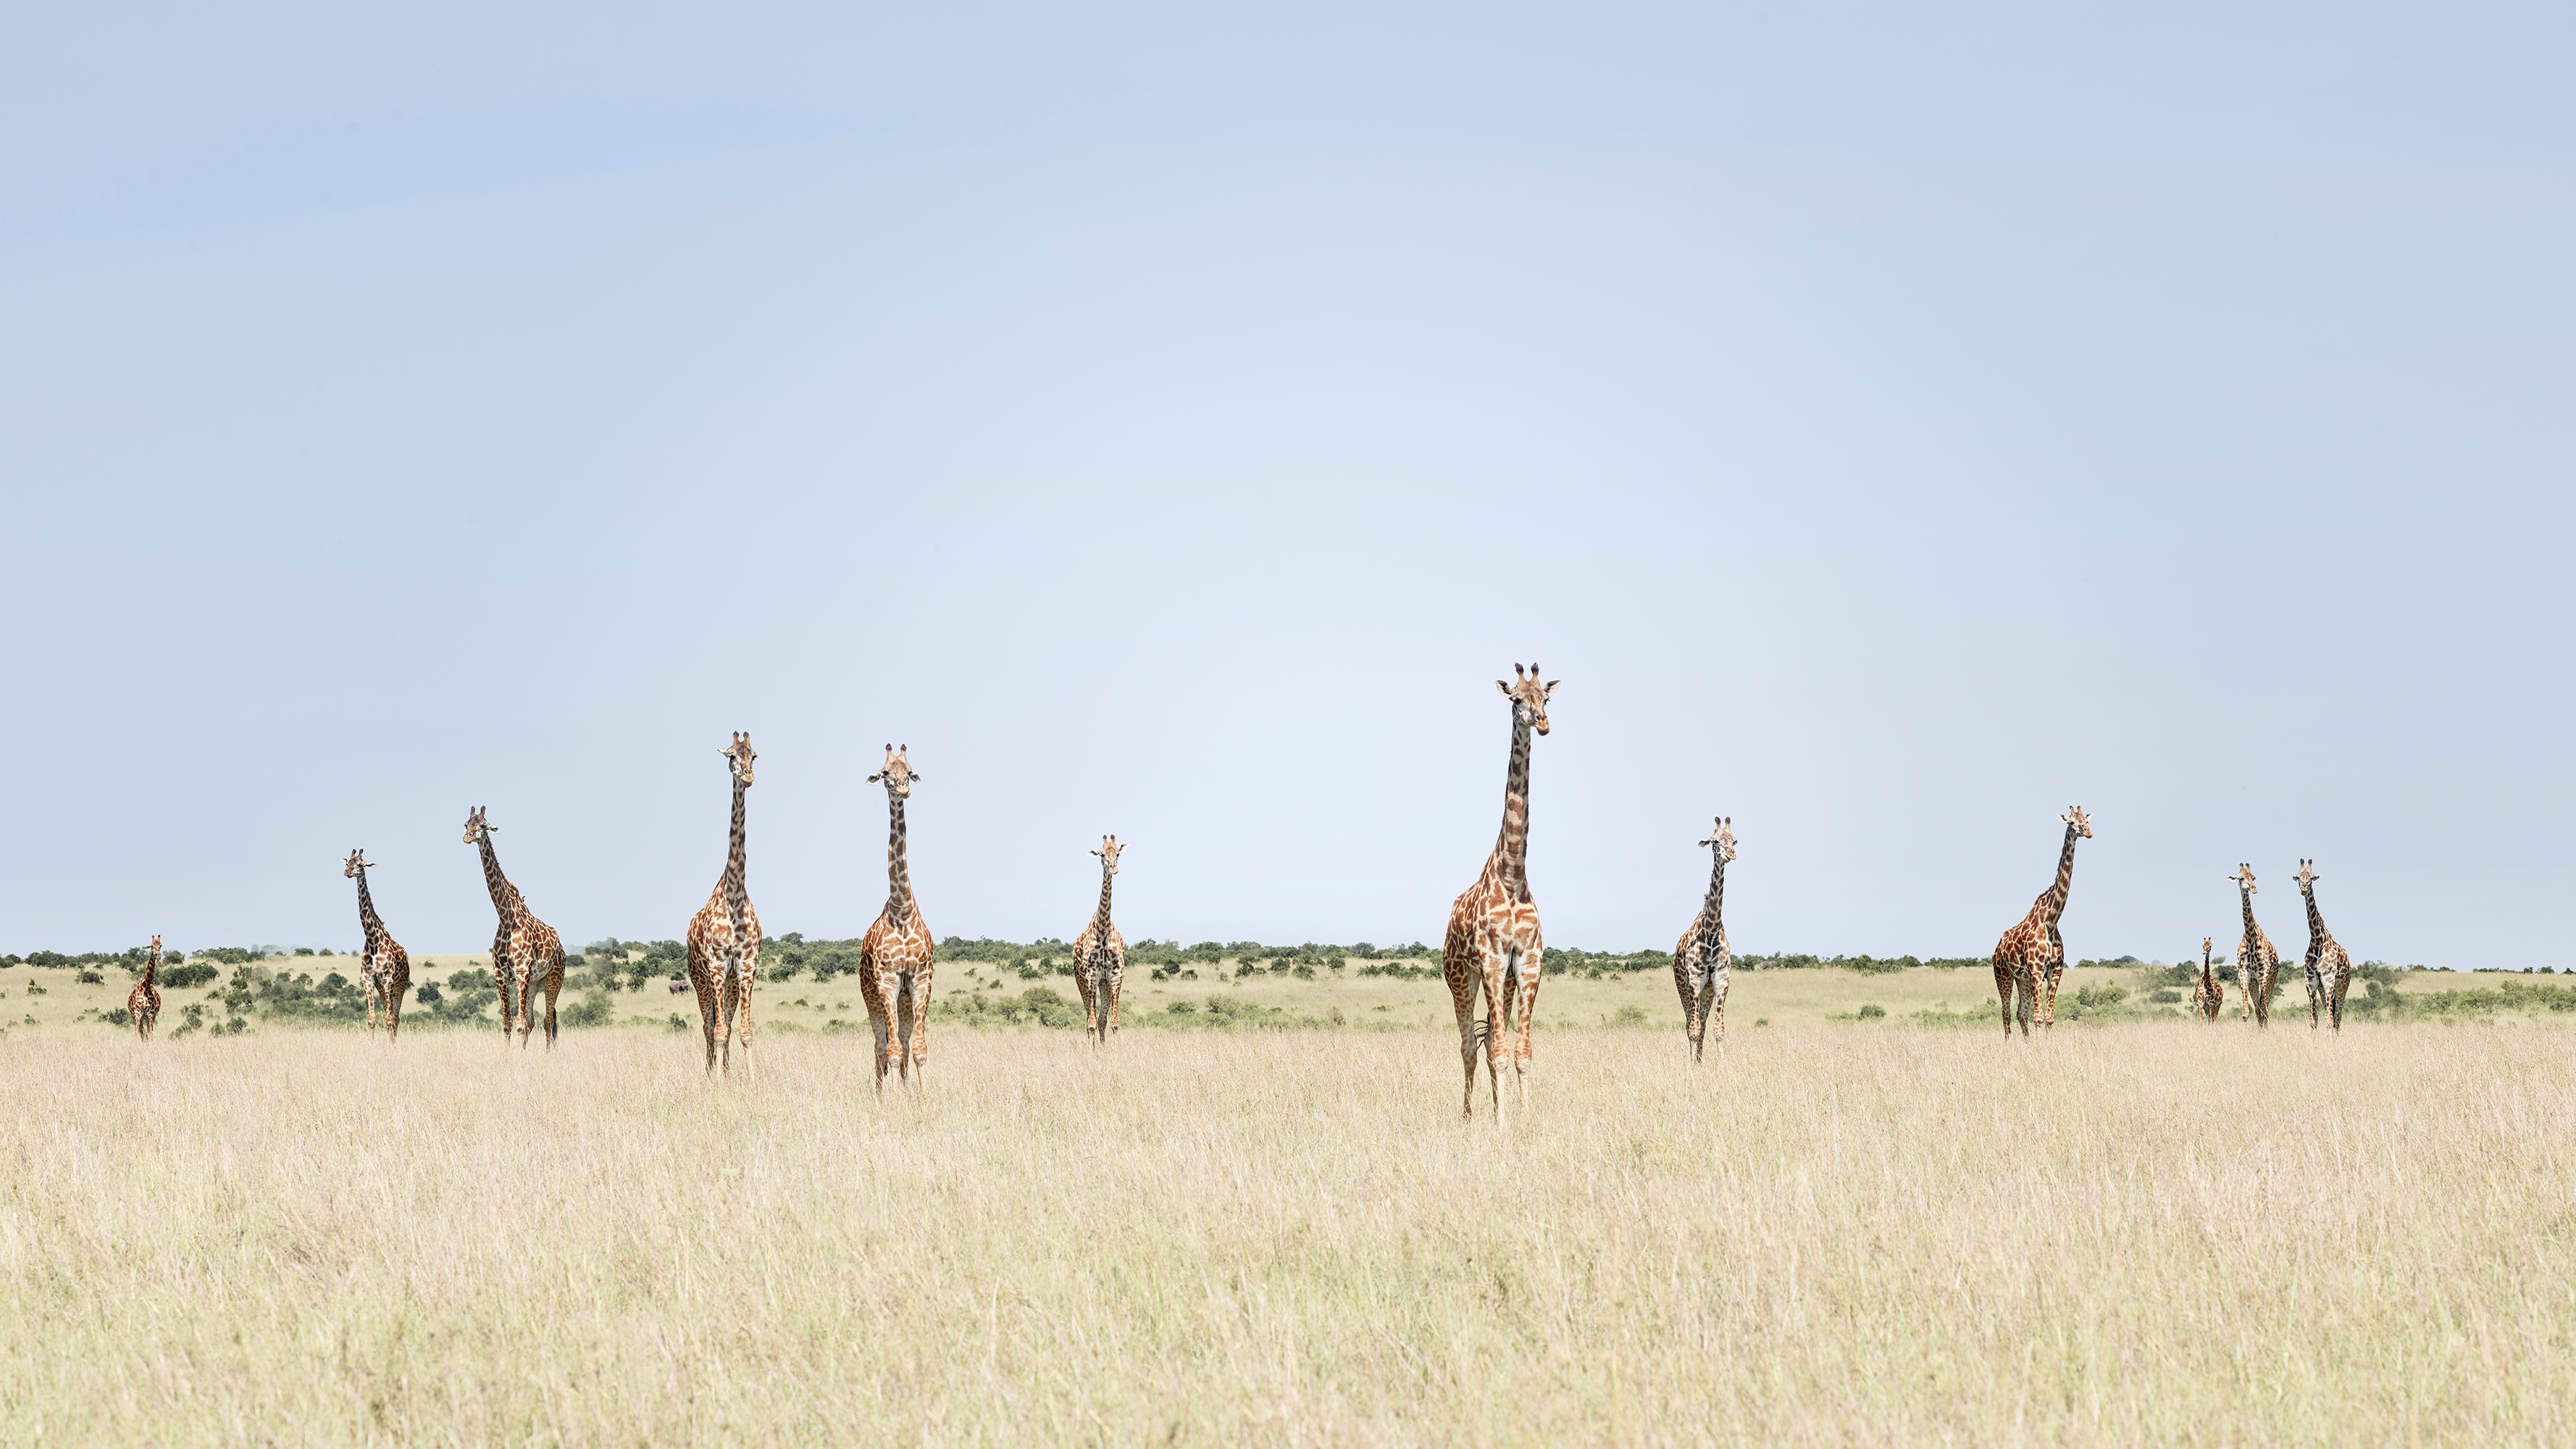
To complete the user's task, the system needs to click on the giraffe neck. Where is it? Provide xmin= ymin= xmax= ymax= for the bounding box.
xmin=477 ymin=834 xmax=519 ymax=916
xmin=2240 ymin=884 xmax=2262 ymax=939
xmin=884 ymin=794 xmax=914 ymax=923
xmin=141 ymin=943 xmax=159 ymax=990
xmin=354 ymin=869 xmax=385 ymax=938
xmin=722 ymin=775 xmax=749 ymax=908
xmin=2038 ymin=823 xmax=2080 ymax=923
xmin=2302 ymin=885 xmax=2329 ymax=943
xmin=1699 ymin=853 xmax=1727 ymax=938
xmin=1489 ymin=712 xmax=1534 ymax=890
xmin=1091 ymin=868 xmax=1116 ymax=935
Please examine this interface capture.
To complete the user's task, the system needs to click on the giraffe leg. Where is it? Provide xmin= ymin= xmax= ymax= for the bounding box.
xmin=1992 ymin=961 xmax=2016 ymax=1038
xmin=1676 ymin=958 xmax=1701 ymax=1062
xmin=1442 ymin=930 xmax=1482 ymax=1120
xmin=1483 ymin=961 xmax=1511 ymax=1129
xmin=733 ymin=961 xmax=756 ymax=1084
xmin=1076 ymin=961 xmax=1099 ymax=1046
xmin=387 ymin=992 xmax=402 ymax=1043
xmin=495 ymin=959 xmax=517 ymax=1043
xmin=1510 ymin=958 xmax=1540 ymax=1113
xmin=1703 ymin=980 xmax=1723 ymax=1056
xmin=2305 ymin=966 xmax=2321 ymax=1030
xmin=717 ymin=966 xmax=738 ymax=1074
xmin=541 ymin=964 xmax=562 ymax=1049
xmin=910 ymin=972 xmax=929 ymax=1091
xmin=1106 ymin=961 xmax=1123 ymax=1041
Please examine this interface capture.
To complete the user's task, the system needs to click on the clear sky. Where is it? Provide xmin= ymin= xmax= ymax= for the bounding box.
xmin=4 ymin=4 xmax=2570 ymax=965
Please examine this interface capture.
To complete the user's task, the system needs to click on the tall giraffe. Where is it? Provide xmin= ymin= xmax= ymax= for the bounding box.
xmin=127 ymin=935 xmax=162 ymax=1043
xmin=858 ymin=745 xmax=934 ymax=1095
xmin=2296 ymin=859 xmax=2354 ymax=1032
xmin=343 ymin=850 xmax=411 ymax=1040
xmin=1991 ymin=806 xmax=2092 ymax=1036
xmin=1671 ymin=815 xmax=1736 ymax=1062
xmin=1073 ymin=835 xmax=1128 ymax=1047
xmin=462 ymin=806 xmax=566 ymax=1048
xmin=2230 ymin=864 xmax=2281 ymax=1027
xmin=685 ymin=733 xmax=763 ymax=1077
xmin=1442 ymin=663 xmax=1557 ymax=1124
xmin=2188 ymin=936 xmax=2224 ymax=1022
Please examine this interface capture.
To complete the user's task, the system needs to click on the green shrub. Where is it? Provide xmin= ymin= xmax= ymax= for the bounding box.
xmin=562 ymin=991 xmax=616 ymax=1028
xmin=162 ymin=964 xmax=217 ymax=989
xmin=1857 ymin=1003 xmax=1886 ymax=1019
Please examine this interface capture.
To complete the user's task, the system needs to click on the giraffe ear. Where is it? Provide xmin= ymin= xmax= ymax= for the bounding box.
xmin=1543 ymin=679 xmax=1560 ymax=696
xmin=1495 ymin=680 xmax=1513 ymax=698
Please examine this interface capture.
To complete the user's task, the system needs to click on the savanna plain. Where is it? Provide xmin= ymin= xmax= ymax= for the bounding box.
xmin=6 ymin=963 xmax=2575 ymax=1446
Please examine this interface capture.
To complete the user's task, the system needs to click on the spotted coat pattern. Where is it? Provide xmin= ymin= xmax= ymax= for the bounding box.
xmin=463 ymin=806 xmax=566 ymax=1049
xmin=685 ymin=733 xmax=763 ymax=1077
xmin=343 ymin=851 xmax=411 ymax=1040
xmin=2232 ymin=865 xmax=2282 ymax=1027
xmin=127 ymin=935 xmax=162 ymax=1043
xmin=2297 ymin=859 xmax=2354 ymax=1032
xmin=2189 ymin=936 xmax=2225 ymax=1023
xmin=1073 ymin=836 xmax=1127 ymax=1047
xmin=1443 ymin=665 xmax=1556 ymax=1124
xmin=1673 ymin=817 xmax=1735 ymax=1061
xmin=858 ymin=746 xmax=934 ymax=1094
xmin=1992 ymin=808 xmax=2092 ymax=1036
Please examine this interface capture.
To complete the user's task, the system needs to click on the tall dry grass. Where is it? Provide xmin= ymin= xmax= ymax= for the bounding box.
xmin=4 ymin=1022 xmax=2572 ymax=1445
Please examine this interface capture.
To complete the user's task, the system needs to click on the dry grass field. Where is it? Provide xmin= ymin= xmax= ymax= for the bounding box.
xmin=7 ymin=1012 xmax=2575 ymax=1445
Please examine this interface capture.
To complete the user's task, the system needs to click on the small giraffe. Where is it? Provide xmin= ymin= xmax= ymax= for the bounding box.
xmin=2297 ymin=859 xmax=2354 ymax=1032
xmin=2230 ymin=864 xmax=2281 ymax=1027
xmin=2188 ymin=936 xmax=2224 ymax=1022
xmin=343 ymin=850 xmax=411 ymax=1040
xmin=462 ymin=806 xmax=566 ymax=1048
xmin=1443 ymin=664 xmax=1557 ymax=1124
xmin=858 ymin=745 xmax=934 ymax=1095
xmin=1073 ymin=835 xmax=1128 ymax=1047
xmin=685 ymin=733 xmax=764 ymax=1077
xmin=1991 ymin=806 xmax=2092 ymax=1036
xmin=127 ymin=935 xmax=162 ymax=1043
xmin=1672 ymin=816 xmax=1736 ymax=1062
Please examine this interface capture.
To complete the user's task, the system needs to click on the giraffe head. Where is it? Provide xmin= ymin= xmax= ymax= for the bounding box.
xmin=1090 ymin=835 xmax=1125 ymax=877
xmin=867 ymin=744 xmax=919 ymax=800
xmin=1698 ymin=815 xmax=1737 ymax=865
xmin=462 ymin=806 xmax=495 ymax=845
xmin=2295 ymin=858 xmax=2320 ymax=893
xmin=2201 ymin=936 xmax=2213 ymax=960
xmin=2060 ymin=805 xmax=2093 ymax=839
xmin=2230 ymin=862 xmax=2258 ymax=894
xmin=343 ymin=848 xmax=375 ymax=879
xmin=1494 ymin=662 xmax=1557 ymax=735
xmin=720 ymin=731 xmax=756 ymax=787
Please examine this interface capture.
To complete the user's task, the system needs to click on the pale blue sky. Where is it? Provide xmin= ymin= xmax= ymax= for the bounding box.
xmin=4 ymin=4 xmax=2570 ymax=964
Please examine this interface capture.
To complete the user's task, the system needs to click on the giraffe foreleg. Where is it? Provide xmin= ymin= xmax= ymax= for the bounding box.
xmin=1074 ymin=957 xmax=1100 ymax=1045
xmin=1509 ymin=956 xmax=1540 ymax=1112
xmin=2305 ymin=966 xmax=2322 ymax=1030
xmin=1482 ymin=960 xmax=1513 ymax=1129
xmin=1442 ymin=924 xmax=1483 ymax=1119
xmin=732 ymin=956 xmax=757 ymax=1083
xmin=1106 ymin=956 xmax=1124 ymax=1041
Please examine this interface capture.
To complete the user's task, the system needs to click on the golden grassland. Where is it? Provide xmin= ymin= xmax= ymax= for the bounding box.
xmin=6 ymin=1008 xmax=2575 ymax=1445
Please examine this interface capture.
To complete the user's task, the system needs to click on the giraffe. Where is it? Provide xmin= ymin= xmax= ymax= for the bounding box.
xmin=2296 ymin=859 xmax=2355 ymax=1032
xmin=343 ymin=850 xmax=411 ymax=1040
xmin=127 ymin=935 xmax=162 ymax=1043
xmin=1672 ymin=816 xmax=1736 ymax=1062
xmin=2188 ymin=936 xmax=2225 ymax=1022
xmin=461 ymin=806 xmax=566 ymax=1048
xmin=685 ymin=733 xmax=763 ymax=1077
xmin=2230 ymin=864 xmax=2281 ymax=1027
xmin=1073 ymin=835 xmax=1128 ymax=1047
xmin=858 ymin=745 xmax=934 ymax=1095
xmin=1991 ymin=806 xmax=2092 ymax=1037
xmin=1442 ymin=663 xmax=1557 ymax=1124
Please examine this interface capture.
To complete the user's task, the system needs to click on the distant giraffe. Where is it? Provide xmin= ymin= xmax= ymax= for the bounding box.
xmin=343 ymin=850 xmax=411 ymax=1040
xmin=1443 ymin=663 xmax=1557 ymax=1124
xmin=127 ymin=935 xmax=162 ymax=1043
xmin=2297 ymin=859 xmax=2355 ymax=1032
xmin=685 ymin=733 xmax=763 ymax=1077
xmin=858 ymin=746 xmax=934 ymax=1095
xmin=1991 ymin=806 xmax=2093 ymax=1036
xmin=2188 ymin=936 xmax=2224 ymax=1022
xmin=462 ymin=806 xmax=566 ymax=1048
xmin=2231 ymin=864 xmax=2281 ymax=1027
xmin=1073 ymin=836 xmax=1128 ymax=1047
xmin=1672 ymin=816 xmax=1736 ymax=1062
